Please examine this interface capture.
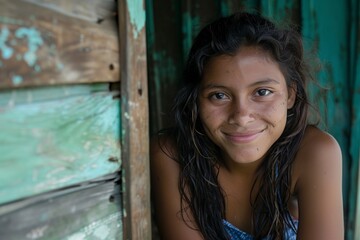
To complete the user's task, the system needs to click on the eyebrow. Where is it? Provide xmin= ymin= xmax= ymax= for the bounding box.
xmin=249 ymin=78 xmax=280 ymax=87
xmin=201 ymin=78 xmax=280 ymax=90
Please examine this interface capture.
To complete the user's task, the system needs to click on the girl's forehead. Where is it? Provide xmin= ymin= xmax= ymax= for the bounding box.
xmin=205 ymin=47 xmax=277 ymax=70
xmin=200 ymin=47 xmax=288 ymax=89
xmin=204 ymin=48 xmax=281 ymax=74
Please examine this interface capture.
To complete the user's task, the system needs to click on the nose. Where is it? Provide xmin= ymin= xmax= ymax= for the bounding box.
xmin=228 ymin=98 xmax=255 ymax=126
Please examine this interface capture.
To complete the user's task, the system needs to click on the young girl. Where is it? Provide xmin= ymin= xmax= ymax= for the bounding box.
xmin=150 ymin=12 xmax=343 ymax=240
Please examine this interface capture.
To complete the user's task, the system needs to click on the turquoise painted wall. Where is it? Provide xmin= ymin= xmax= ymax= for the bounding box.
xmin=146 ymin=0 xmax=360 ymax=238
xmin=0 ymin=1 xmax=123 ymax=239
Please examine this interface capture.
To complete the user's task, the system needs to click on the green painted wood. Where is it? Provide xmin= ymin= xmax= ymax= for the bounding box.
xmin=146 ymin=0 xmax=184 ymax=133
xmin=241 ymin=0 xmax=260 ymax=12
xmin=218 ymin=0 xmax=254 ymax=16
xmin=301 ymin=1 xmax=351 ymax=236
xmin=182 ymin=1 xmax=222 ymax=60
xmin=0 ymin=172 xmax=122 ymax=240
xmin=349 ymin=0 xmax=360 ymax=239
xmin=0 ymin=84 xmax=121 ymax=204
xmin=260 ymin=0 xmax=300 ymax=24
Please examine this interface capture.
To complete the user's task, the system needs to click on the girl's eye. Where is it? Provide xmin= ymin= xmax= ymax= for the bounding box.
xmin=210 ymin=92 xmax=228 ymax=100
xmin=256 ymin=89 xmax=272 ymax=96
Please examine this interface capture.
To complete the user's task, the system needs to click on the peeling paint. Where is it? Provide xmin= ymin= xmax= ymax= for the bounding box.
xmin=0 ymin=16 xmax=24 ymax=25
xmin=0 ymin=26 xmax=14 ymax=59
xmin=127 ymin=0 xmax=146 ymax=38
xmin=34 ymin=65 xmax=41 ymax=72
xmin=124 ymin=112 xmax=130 ymax=119
xmin=15 ymin=27 xmax=44 ymax=67
xmin=56 ymin=62 xmax=64 ymax=71
xmin=93 ymin=225 xmax=110 ymax=240
xmin=67 ymin=232 xmax=86 ymax=240
xmin=12 ymin=75 xmax=23 ymax=85
xmin=0 ymin=87 xmax=121 ymax=204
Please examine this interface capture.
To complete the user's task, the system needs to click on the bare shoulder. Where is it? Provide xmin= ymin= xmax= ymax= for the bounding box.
xmin=294 ymin=125 xmax=342 ymax=173
xmin=293 ymin=125 xmax=344 ymax=239
xmin=294 ymin=125 xmax=343 ymax=192
xmin=294 ymin=126 xmax=342 ymax=177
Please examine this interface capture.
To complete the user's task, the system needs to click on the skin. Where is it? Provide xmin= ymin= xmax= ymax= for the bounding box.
xmin=198 ymin=47 xmax=295 ymax=170
xmin=150 ymin=46 xmax=344 ymax=239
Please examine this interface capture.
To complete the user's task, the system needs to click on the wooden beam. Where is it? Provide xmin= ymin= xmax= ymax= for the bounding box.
xmin=0 ymin=0 xmax=119 ymax=89
xmin=119 ymin=0 xmax=151 ymax=239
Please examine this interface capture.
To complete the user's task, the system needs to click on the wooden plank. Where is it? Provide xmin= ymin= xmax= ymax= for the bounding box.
xmin=301 ymin=0 xmax=351 ymax=237
xmin=217 ymin=0 xmax=252 ymax=16
xmin=0 ymin=0 xmax=119 ymax=89
xmin=301 ymin=0 xmax=351 ymax=183
xmin=349 ymin=0 xmax=360 ymax=239
xmin=119 ymin=1 xmax=151 ymax=239
xmin=146 ymin=0 xmax=184 ymax=133
xmin=182 ymin=0 xmax=221 ymax=59
xmin=260 ymin=0 xmax=300 ymax=25
xmin=0 ymin=84 xmax=121 ymax=204
xmin=0 ymin=172 xmax=122 ymax=240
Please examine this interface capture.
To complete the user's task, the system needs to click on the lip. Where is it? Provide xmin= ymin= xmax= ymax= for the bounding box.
xmin=224 ymin=129 xmax=264 ymax=143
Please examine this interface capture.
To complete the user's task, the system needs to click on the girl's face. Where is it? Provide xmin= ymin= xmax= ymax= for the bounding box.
xmin=198 ymin=46 xmax=295 ymax=167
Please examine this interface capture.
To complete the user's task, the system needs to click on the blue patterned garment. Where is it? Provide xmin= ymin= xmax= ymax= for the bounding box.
xmin=223 ymin=219 xmax=298 ymax=240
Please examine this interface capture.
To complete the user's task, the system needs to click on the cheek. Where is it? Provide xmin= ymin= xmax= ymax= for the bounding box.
xmin=199 ymin=102 xmax=225 ymax=121
xmin=260 ymin=101 xmax=288 ymax=124
xmin=199 ymin=105 xmax=214 ymax=129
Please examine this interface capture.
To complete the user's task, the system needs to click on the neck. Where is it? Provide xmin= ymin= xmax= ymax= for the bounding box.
xmin=220 ymin=154 xmax=264 ymax=179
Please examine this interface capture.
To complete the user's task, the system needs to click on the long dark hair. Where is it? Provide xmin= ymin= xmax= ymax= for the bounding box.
xmin=169 ymin=12 xmax=309 ymax=240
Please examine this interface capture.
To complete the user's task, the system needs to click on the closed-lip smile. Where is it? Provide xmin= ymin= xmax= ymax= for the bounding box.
xmin=224 ymin=129 xmax=265 ymax=143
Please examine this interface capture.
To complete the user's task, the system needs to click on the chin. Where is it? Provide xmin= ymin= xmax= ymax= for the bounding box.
xmin=227 ymin=150 xmax=266 ymax=165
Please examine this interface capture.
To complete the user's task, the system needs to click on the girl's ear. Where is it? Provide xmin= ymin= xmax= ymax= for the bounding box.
xmin=287 ymin=86 xmax=296 ymax=109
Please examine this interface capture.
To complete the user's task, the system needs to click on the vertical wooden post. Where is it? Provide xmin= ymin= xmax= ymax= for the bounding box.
xmin=119 ymin=1 xmax=151 ymax=239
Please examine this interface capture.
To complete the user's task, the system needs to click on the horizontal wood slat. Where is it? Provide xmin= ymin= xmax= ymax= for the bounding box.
xmin=0 ymin=84 xmax=121 ymax=204
xmin=0 ymin=172 xmax=122 ymax=240
xmin=0 ymin=0 xmax=120 ymax=89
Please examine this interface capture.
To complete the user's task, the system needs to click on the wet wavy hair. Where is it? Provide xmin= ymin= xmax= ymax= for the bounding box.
xmin=169 ymin=12 xmax=309 ymax=240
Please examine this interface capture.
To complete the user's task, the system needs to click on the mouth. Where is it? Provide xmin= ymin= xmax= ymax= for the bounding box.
xmin=224 ymin=129 xmax=265 ymax=143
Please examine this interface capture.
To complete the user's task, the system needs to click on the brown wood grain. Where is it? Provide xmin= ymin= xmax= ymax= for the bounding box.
xmin=119 ymin=1 xmax=151 ymax=239
xmin=0 ymin=0 xmax=119 ymax=89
